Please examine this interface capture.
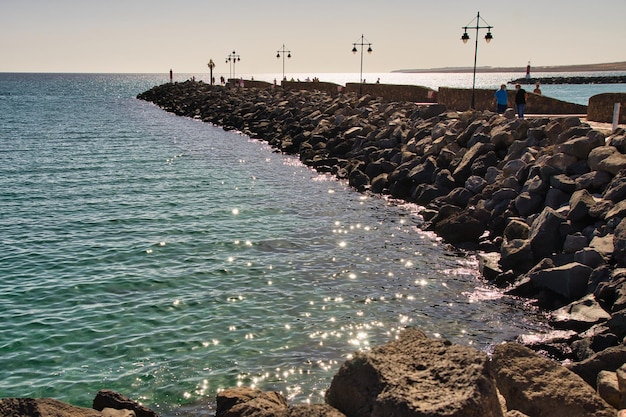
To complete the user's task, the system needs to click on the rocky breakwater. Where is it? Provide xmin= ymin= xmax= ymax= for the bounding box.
xmin=135 ymin=80 xmax=626 ymax=411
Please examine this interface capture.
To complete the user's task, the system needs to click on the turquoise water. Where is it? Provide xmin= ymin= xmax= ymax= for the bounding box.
xmin=0 ymin=72 xmax=575 ymax=415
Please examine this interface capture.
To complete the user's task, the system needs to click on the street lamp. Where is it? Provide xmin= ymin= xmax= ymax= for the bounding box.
xmin=207 ymin=59 xmax=215 ymax=85
xmin=461 ymin=11 xmax=493 ymax=109
xmin=352 ymin=34 xmax=372 ymax=95
xmin=226 ymin=51 xmax=241 ymax=80
xmin=276 ymin=44 xmax=292 ymax=82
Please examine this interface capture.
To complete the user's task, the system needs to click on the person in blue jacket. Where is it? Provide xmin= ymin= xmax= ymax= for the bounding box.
xmin=494 ymin=84 xmax=509 ymax=114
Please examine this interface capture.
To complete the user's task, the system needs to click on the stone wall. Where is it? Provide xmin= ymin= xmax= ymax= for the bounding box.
xmin=345 ymin=82 xmax=437 ymax=103
xmin=437 ymin=86 xmax=588 ymax=114
xmin=588 ymin=93 xmax=626 ymax=123
xmin=280 ymin=81 xmax=436 ymax=102
xmin=281 ymin=80 xmax=344 ymax=95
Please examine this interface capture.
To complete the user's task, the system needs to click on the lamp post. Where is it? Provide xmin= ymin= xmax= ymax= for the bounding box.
xmin=352 ymin=34 xmax=372 ymax=95
xmin=461 ymin=12 xmax=493 ymax=109
xmin=226 ymin=51 xmax=241 ymax=80
xmin=276 ymin=44 xmax=291 ymax=82
xmin=207 ymin=59 xmax=215 ymax=85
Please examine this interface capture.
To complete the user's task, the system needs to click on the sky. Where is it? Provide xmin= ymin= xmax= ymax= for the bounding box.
xmin=1 ymin=0 xmax=625 ymax=76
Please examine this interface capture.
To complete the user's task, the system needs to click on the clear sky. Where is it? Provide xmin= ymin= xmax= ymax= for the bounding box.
xmin=1 ymin=0 xmax=624 ymax=75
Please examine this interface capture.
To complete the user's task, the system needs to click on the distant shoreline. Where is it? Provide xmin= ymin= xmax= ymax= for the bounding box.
xmin=393 ymin=61 xmax=626 ymax=74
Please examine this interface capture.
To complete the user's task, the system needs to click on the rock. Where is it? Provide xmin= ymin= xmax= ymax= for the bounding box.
xmin=528 ymin=207 xmax=566 ymax=261
xmin=597 ymin=370 xmax=622 ymax=409
xmin=614 ymin=218 xmax=626 ymax=266
xmin=563 ymin=233 xmax=588 ymax=254
xmin=567 ymin=344 xmax=626 ymax=388
xmin=550 ymin=294 xmax=611 ymax=331
xmin=556 ymin=133 xmax=605 ymax=159
xmin=503 ymin=218 xmax=530 ymax=241
xmin=102 ymin=410 xmax=135 ymax=417
xmin=590 ymin=234 xmax=615 ymax=259
xmin=550 ymin=174 xmax=577 ymax=193
xmin=567 ymin=189 xmax=596 ymax=222
xmin=492 ymin=343 xmax=615 ymax=417
xmin=465 ymin=175 xmax=487 ymax=194
xmin=530 ymin=262 xmax=592 ymax=301
xmin=574 ymin=248 xmax=607 ymax=269
xmin=93 ymin=390 xmax=157 ymax=417
xmin=607 ymin=310 xmax=626 ymax=339
xmin=603 ymin=169 xmax=626 ymax=202
xmin=589 ymin=146 xmax=626 ymax=175
xmin=452 ymin=142 xmax=495 ymax=183
xmin=500 ymin=238 xmax=535 ymax=272
xmin=216 ymin=387 xmax=289 ymax=417
xmin=0 ymin=398 xmax=102 ymax=417
xmin=478 ymin=252 xmax=503 ymax=281
xmin=618 ymin=364 xmax=626 ymax=408
xmin=514 ymin=191 xmax=544 ymax=217
xmin=287 ymin=404 xmax=346 ymax=417
xmin=433 ymin=208 xmax=486 ymax=244
xmin=325 ymin=328 xmax=503 ymax=417
xmin=576 ymin=170 xmax=613 ymax=192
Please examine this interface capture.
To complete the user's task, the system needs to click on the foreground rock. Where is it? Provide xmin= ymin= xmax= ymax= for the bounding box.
xmin=3 ymin=330 xmax=622 ymax=417
xmin=215 ymin=328 xmax=618 ymax=417
xmin=493 ymin=343 xmax=615 ymax=417
xmin=325 ymin=328 xmax=501 ymax=417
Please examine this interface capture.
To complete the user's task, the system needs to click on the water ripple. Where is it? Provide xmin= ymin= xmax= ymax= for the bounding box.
xmin=0 ymin=74 xmax=550 ymax=414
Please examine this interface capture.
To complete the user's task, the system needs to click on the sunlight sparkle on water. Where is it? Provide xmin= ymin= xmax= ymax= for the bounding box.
xmin=231 ymin=208 xmax=239 ymax=215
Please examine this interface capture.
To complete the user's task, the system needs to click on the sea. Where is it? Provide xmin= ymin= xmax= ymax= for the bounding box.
xmin=1 ymin=71 xmax=624 ymax=416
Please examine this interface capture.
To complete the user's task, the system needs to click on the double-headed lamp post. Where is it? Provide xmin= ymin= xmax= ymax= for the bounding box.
xmin=226 ymin=51 xmax=241 ymax=80
xmin=207 ymin=59 xmax=215 ymax=85
xmin=276 ymin=44 xmax=292 ymax=82
xmin=461 ymin=11 xmax=493 ymax=109
xmin=352 ymin=34 xmax=372 ymax=95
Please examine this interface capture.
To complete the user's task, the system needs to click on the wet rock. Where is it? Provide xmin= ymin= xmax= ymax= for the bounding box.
xmin=530 ymin=262 xmax=592 ymax=301
xmin=550 ymin=294 xmax=611 ymax=331
xmin=93 ymin=390 xmax=156 ymax=417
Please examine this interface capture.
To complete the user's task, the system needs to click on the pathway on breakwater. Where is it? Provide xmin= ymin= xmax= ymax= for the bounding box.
xmin=138 ymin=80 xmax=626 ymax=369
xmin=511 ymin=75 xmax=626 ymax=85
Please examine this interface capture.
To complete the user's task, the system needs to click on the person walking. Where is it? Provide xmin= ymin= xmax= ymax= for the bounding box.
xmin=515 ymin=83 xmax=527 ymax=119
xmin=494 ymin=84 xmax=509 ymax=114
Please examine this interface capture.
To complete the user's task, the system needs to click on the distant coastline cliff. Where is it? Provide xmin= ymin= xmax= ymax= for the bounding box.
xmin=394 ymin=61 xmax=626 ymax=74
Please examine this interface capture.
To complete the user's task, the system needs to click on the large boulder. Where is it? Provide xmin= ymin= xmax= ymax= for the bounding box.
xmin=433 ymin=208 xmax=486 ymax=244
xmin=492 ymin=343 xmax=615 ymax=417
xmin=589 ymin=146 xmax=626 ymax=175
xmin=567 ymin=344 xmax=626 ymax=389
xmin=550 ymin=294 xmax=612 ymax=331
xmin=216 ymin=387 xmax=289 ymax=417
xmin=0 ymin=398 xmax=103 ymax=417
xmin=93 ymin=390 xmax=157 ymax=417
xmin=528 ymin=207 xmax=566 ymax=261
xmin=325 ymin=328 xmax=503 ymax=417
xmin=529 ymin=262 xmax=593 ymax=301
